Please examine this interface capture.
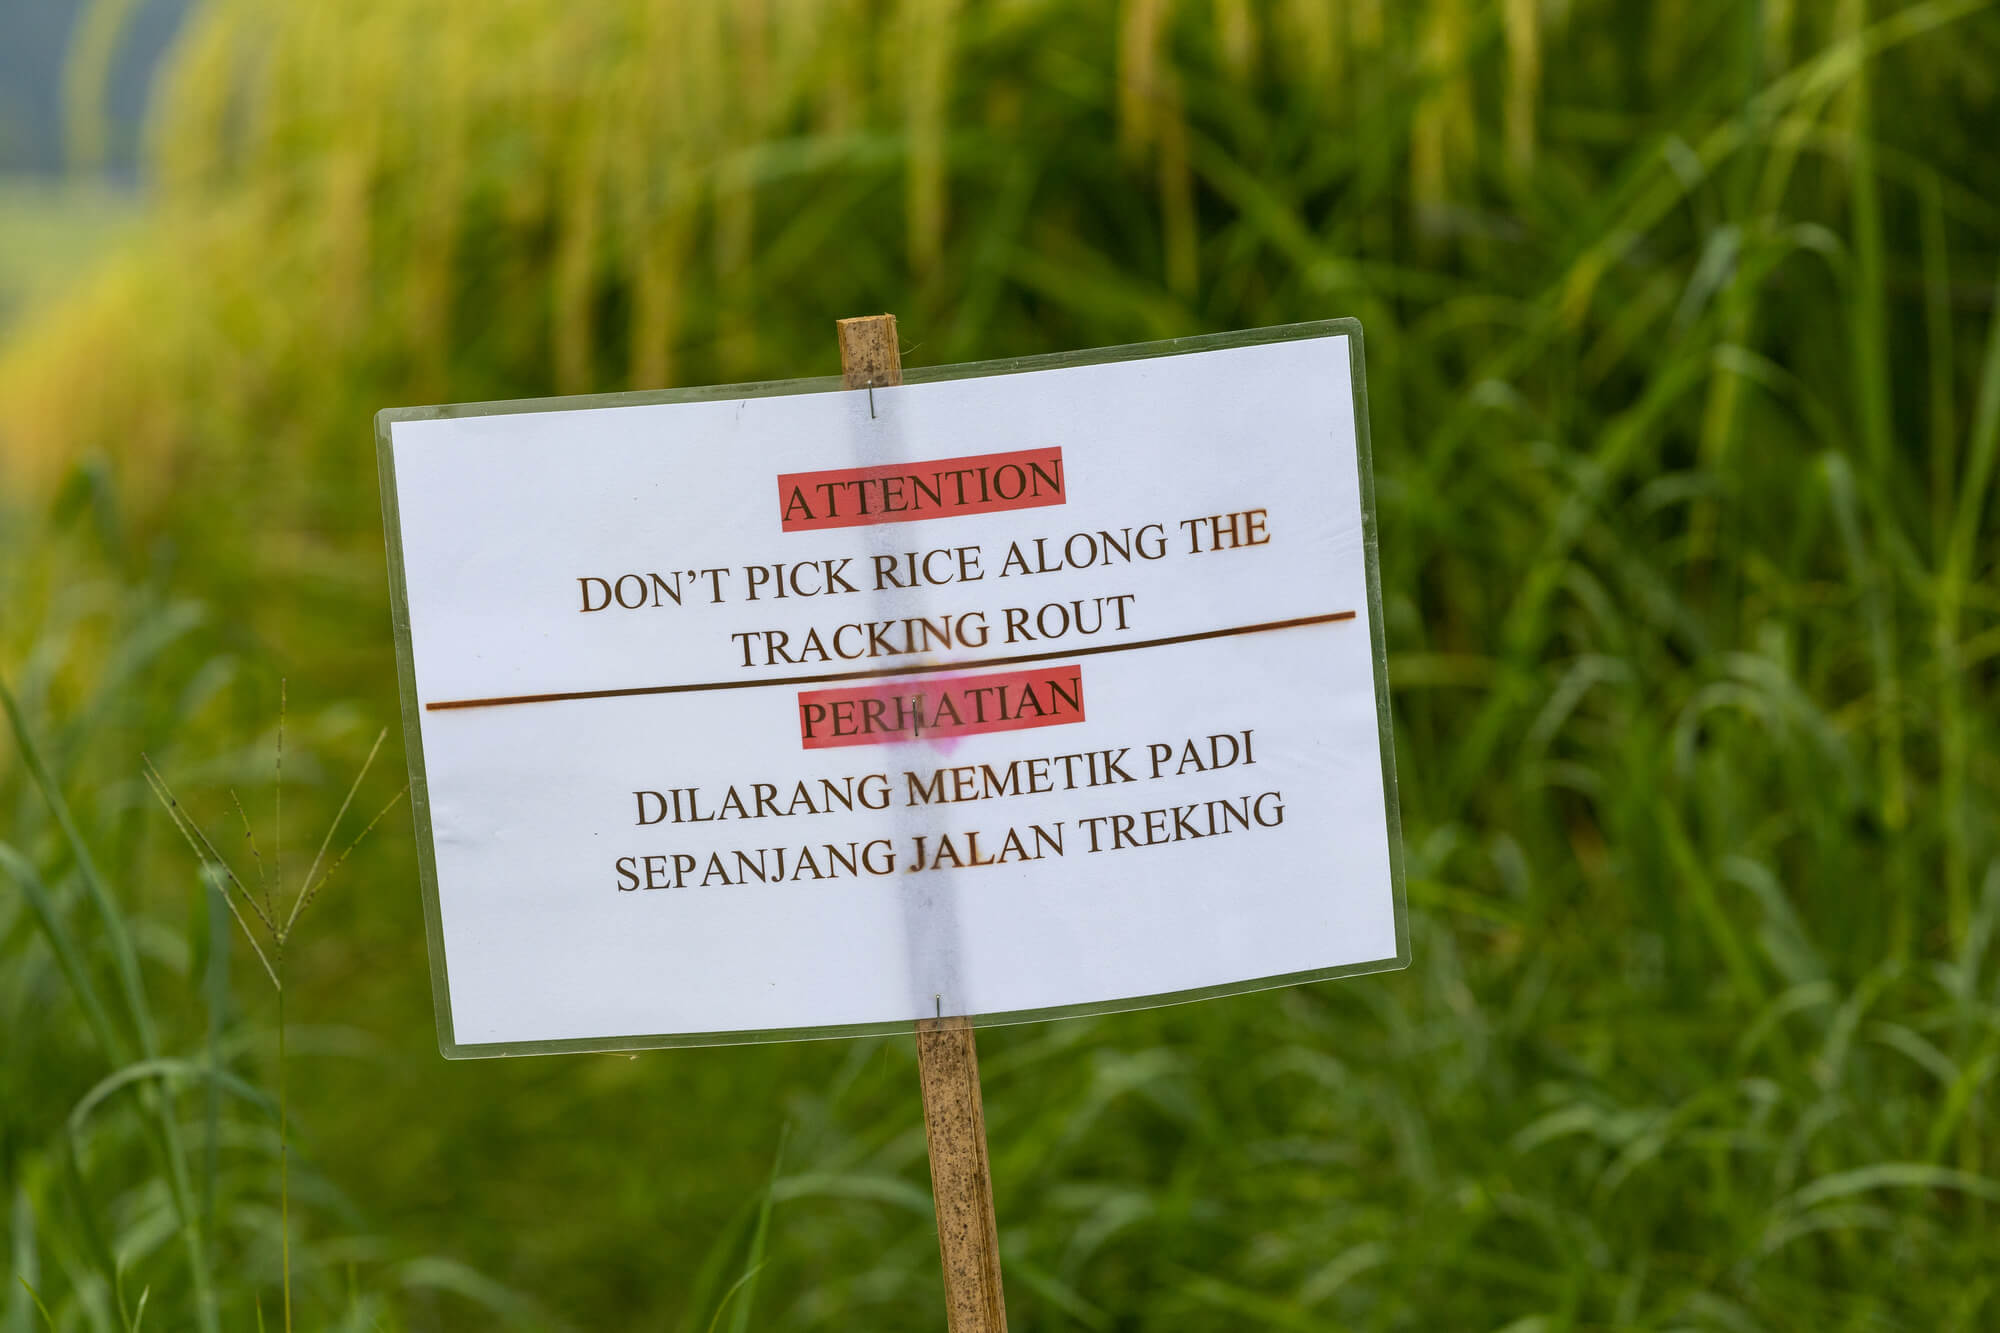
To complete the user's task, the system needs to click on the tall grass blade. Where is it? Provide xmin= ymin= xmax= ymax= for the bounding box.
xmin=286 ymin=727 xmax=387 ymax=936
xmin=11 ymin=1187 xmax=44 ymax=1333
xmin=722 ymin=1126 xmax=788 ymax=1333
xmin=0 ymin=842 xmax=129 ymax=1062
xmin=60 ymin=1137 xmax=126 ymax=1330
xmin=0 ymin=676 xmax=157 ymax=1055
xmin=702 ymin=1263 xmax=769 ymax=1333
xmin=1933 ymin=261 xmax=2000 ymax=944
xmin=4 ymin=681 xmax=222 ymax=1332
xmin=14 ymin=1279 xmax=54 ymax=1333
xmin=67 ymin=1058 xmax=274 ymax=1134
xmin=395 ymin=1258 xmax=556 ymax=1331
xmin=200 ymin=876 xmax=230 ymax=1245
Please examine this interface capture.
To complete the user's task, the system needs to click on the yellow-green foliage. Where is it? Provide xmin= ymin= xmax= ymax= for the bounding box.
xmin=19 ymin=0 xmax=1981 ymax=500
xmin=5 ymin=1 xmax=2000 ymax=1329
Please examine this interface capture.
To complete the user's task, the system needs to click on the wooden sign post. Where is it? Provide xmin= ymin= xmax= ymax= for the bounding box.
xmin=839 ymin=313 xmax=1009 ymax=1332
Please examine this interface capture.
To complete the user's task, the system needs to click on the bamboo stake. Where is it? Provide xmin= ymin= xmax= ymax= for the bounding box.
xmin=914 ymin=1015 xmax=1008 ymax=1333
xmin=837 ymin=313 xmax=1009 ymax=1333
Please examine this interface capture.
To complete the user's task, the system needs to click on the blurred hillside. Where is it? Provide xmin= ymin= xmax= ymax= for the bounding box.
xmin=0 ymin=0 xmax=191 ymax=174
xmin=3 ymin=1 xmax=1999 ymax=1330
xmin=0 ymin=0 xmax=186 ymax=333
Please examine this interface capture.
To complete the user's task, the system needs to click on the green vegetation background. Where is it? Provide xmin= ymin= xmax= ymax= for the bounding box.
xmin=4 ymin=0 xmax=1999 ymax=1328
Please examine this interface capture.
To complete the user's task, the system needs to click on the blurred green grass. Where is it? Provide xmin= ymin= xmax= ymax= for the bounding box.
xmin=3 ymin=0 xmax=2000 ymax=1329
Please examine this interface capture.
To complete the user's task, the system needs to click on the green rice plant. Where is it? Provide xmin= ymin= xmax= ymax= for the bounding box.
xmin=3 ymin=653 xmax=230 ymax=1333
xmin=0 ymin=536 xmax=550 ymax=1330
xmin=2 ymin=0 xmax=1997 ymax=1327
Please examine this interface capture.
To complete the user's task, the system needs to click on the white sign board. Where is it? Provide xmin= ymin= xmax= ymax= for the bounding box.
xmin=377 ymin=322 xmax=1404 ymax=1056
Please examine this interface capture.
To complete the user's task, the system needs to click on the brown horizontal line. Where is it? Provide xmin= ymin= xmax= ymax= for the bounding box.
xmin=424 ymin=610 xmax=1357 ymax=712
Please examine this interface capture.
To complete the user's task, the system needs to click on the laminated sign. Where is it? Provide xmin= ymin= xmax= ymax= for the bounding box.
xmin=377 ymin=320 xmax=1406 ymax=1056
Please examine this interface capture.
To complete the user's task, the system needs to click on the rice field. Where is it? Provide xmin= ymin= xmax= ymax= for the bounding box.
xmin=2 ymin=1 xmax=1998 ymax=1328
